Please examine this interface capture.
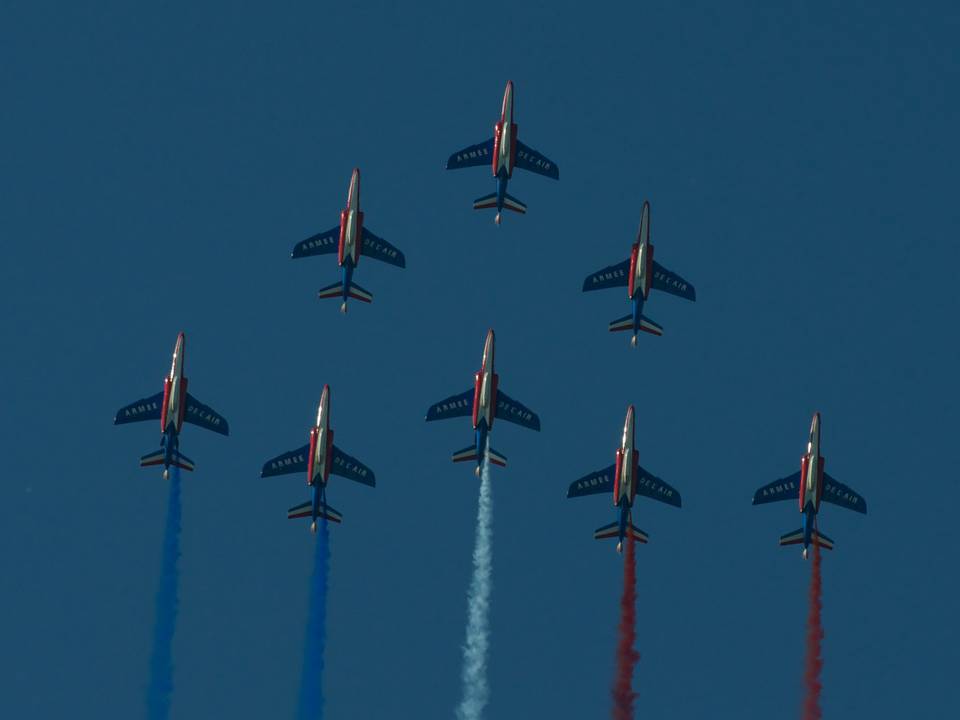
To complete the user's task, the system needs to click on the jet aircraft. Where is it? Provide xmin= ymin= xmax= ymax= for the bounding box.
xmin=445 ymin=80 xmax=559 ymax=224
xmin=291 ymin=168 xmax=406 ymax=312
xmin=752 ymin=412 xmax=867 ymax=559
xmin=582 ymin=201 xmax=696 ymax=345
xmin=261 ymin=385 xmax=375 ymax=532
xmin=114 ymin=332 xmax=229 ymax=479
xmin=425 ymin=329 xmax=540 ymax=475
xmin=566 ymin=405 xmax=682 ymax=552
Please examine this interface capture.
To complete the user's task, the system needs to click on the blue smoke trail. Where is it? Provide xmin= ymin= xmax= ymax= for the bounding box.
xmin=297 ymin=518 xmax=330 ymax=720
xmin=456 ymin=461 xmax=494 ymax=720
xmin=145 ymin=466 xmax=182 ymax=720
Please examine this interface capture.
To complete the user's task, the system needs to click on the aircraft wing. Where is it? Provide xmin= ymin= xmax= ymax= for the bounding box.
xmin=261 ymin=444 xmax=310 ymax=477
xmin=330 ymin=445 xmax=376 ymax=487
xmin=494 ymin=389 xmax=541 ymax=431
xmin=582 ymin=259 xmax=630 ymax=292
xmin=636 ymin=466 xmax=682 ymax=508
xmin=566 ymin=464 xmax=617 ymax=498
xmin=184 ymin=393 xmax=230 ymax=435
xmin=515 ymin=140 xmax=560 ymax=179
xmin=446 ymin=139 xmax=494 ymax=170
xmin=752 ymin=472 xmax=801 ymax=505
xmin=425 ymin=389 xmax=474 ymax=422
xmin=291 ymin=225 xmax=340 ymax=259
xmin=651 ymin=260 xmax=696 ymax=301
xmin=114 ymin=392 xmax=164 ymax=425
xmin=822 ymin=472 xmax=867 ymax=514
xmin=361 ymin=228 xmax=406 ymax=268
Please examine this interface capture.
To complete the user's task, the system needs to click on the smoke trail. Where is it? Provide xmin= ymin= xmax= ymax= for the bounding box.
xmin=298 ymin=518 xmax=331 ymax=720
xmin=456 ymin=461 xmax=494 ymax=720
xmin=145 ymin=466 xmax=182 ymax=720
xmin=611 ymin=536 xmax=639 ymax=720
xmin=803 ymin=540 xmax=824 ymax=720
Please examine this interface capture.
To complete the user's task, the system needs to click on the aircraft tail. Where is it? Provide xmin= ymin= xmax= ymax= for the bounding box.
xmin=487 ymin=447 xmax=507 ymax=467
xmin=501 ymin=193 xmax=527 ymax=214
xmin=472 ymin=192 xmax=527 ymax=214
xmin=287 ymin=500 xmax=343 ymax=524
xmin=779 ymin=527 xmax=835 ymax=550
xmin=139 ymin=449 xmax=195 ymax=472
xmin=593 ymin=521 xmax=649 ymax=544
xmin=607 ymin=314 xmax=663 ymax=337
xmin=451 ymin=445 xmax=507 ymax=468
xmin=317 ymin=280 xmax=374 ymax=304
xmin=452 ymin=445 xmax=479 ymax=464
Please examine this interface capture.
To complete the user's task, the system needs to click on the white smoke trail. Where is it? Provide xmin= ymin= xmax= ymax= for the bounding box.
xmin=456 ymin=460 xmax=494 ymax=720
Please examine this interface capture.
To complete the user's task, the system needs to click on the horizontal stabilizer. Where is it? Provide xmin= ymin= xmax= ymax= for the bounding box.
xmin=317 ymin=280 xmax=373 ymax=304
xmin=638 ymin=315 xmax=663 ymax=336
xmin=473 ymin=193 xmax=498 ymax=210
xmin=811 ymin=529 xmax=834 ymax=550
xmin=593 ymin=521 xmax=649 ymax=544
xmin=593 ymin=521 xmax=620 ymax=540
xmin=778 ymin=528 xmax=804 ymax=546
xmin=778 ymin=528 xmax=834 ymax=550
xmin=501 ymin=193 xmax=527 ymax=214
xmin=608 ymin=314 xmax=633 ymax=332
xmin=317 ymin=281 xmax=344 ymax=300
xmin=347 ymin=281 xmax=373 ymax=303
xmin=487 ymin=448 xmax=507 ymax=467
xmin=287 ymin=501 xmax=343 ymax=524
xmin=139 ymin=449 xmax=195 ymax=472
xmin=452 ymin=445 xmax=478 ymax=463
xmin=139 ymin=450 xmax=166 ymax=468
xmin=170 ymin=450 xmax=195 ymax=472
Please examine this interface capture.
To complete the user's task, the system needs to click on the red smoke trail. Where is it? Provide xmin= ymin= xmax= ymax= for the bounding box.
xmin=803 ymin=541 xmax=824 ymax=720
xmin=612 ymin=536 xmax=639 ymax=720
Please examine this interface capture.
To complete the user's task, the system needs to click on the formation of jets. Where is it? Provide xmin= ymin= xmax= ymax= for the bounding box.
xmin=114 ymin=80 xmax=867 ymax=556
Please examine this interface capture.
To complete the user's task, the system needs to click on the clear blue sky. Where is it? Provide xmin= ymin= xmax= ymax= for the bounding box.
xmin=2 ymin=1 xmax=958 ymax=717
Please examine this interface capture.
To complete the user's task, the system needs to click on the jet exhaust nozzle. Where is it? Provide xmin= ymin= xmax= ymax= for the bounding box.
xmin=310 ymin=521 xmax=317 ymax=534
xmin=340 ymin=302 xmax=347 ymax=313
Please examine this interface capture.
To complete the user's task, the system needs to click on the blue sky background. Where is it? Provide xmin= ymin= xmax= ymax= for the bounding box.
xmin=2 ymin=1 xmax=959 ymax=717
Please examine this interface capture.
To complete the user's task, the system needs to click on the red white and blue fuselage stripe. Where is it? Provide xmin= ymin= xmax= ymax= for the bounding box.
xmin=470 ymin=329 xmax=499 ymax=471
xmin=611 ymin=405 xmax=639 ymax=547
xmin=306 ymin=385 xmax=336 ymax=525
xmin=157 ymin=332 xmax=188 ymax=469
